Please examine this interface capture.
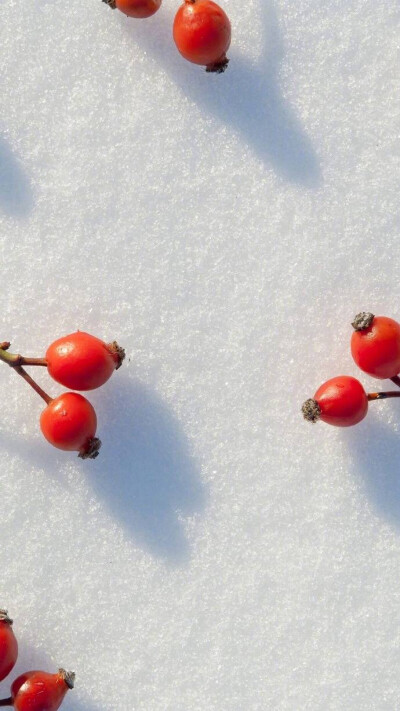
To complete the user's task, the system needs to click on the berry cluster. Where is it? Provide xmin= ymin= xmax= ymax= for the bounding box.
xmin=0 ymin=610 xmax=73 ymax=711
xmin=0 ymin=331 xmax=125 ymax=459
xmin=302 ymin=313 xmax=400 ymax=427
xmin=103 ymin=0 xmax=231 ymax=74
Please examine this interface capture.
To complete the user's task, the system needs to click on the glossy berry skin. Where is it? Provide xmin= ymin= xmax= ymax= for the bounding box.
xmin=351 ymin=316 xmax=400 ymax=379
xmin=0 ymin=613 xmax=17 ymax=682
xmin=10 ymin=669 xmax=74 ymax=711
xmin=115 ymin=0 xmax=161 ymax=18
xmin=313 ymin=376 xmax=368 ymax=427
xmin=173 ymin=0 xmax=231 ymax=72
xmin=46 ymin=332 xmax=122 ymax=391
xmin=40 ymin=393 xmax=99 ymax=458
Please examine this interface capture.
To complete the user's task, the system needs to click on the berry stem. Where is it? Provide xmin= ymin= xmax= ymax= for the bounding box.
xmin=391 ymin=375 xmax=400 ymax=389
xmin=0 ymin=699 xmax=12 ymax=706
xmin=0 ymin=344 xmax=47 ymax=368
xmin=367 ymin=391 xmax=400 ymax=401
xmin=14 ymin=366 xmax=52 ymax=405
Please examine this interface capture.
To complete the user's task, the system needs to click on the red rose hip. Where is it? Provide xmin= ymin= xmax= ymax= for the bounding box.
xmin=46 ymin=331 xmax=125 ymax=391
xmin=173 ymin=0 xmax=231 ymax=73
xmin=302 ymin=375 xmax=369 ymax=427
xmin=40 ymin=392 xmax=101 ymax=459
xmin=0 ymin=611 xmax=17 ymax=683
xmin=114 ymin=0 xmax=161 ymax=17
xmin=0 ymin=669 xmax=75 ymax=711
xmin=351 ymin=312 xmax=400 ymax=379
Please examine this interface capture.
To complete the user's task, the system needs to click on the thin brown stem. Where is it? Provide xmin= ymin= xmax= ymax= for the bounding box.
xmin=14 ymin=366 xmax=52 ymax=405
xmin=0 ymin=699 xmax=12 ymax=706
xmin=0 ymin=345 xmax=46 ymax=368
xmin=368 ymin=391 xmax=400 ymax=401
xmin=391 ymin=375 xmax=400 ymax=389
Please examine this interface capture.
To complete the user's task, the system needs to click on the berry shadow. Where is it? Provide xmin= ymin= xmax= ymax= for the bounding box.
xmin=122 ymin=0 xmax=320 ymax=186
xmin=343 ymin=412 xmax=400 ymax=527
xmin=90 ymin=378 xmax=207 ymax=564
xmin=0 ymin=379 xmax=206 ymax=565
xmin=0 ymin=135 xmax=34 ymax=218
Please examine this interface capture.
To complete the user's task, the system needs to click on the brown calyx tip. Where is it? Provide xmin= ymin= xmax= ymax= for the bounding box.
xmin=352 ymin=312 xmax=375 ymax=331
xmin=302 ymin=398 xmax=321 ymax=423
xmin=0 ymin=610 xmax=12 ymax=624
xmin=78 ymin=437 xmax=102 ymax=460
xmin=206 ymin=56 xmax=229 ymax=74
xmin=58 ymin=669 xmax=75 ymax=690
xmin=102 ymin=0 xmax=116 ymax=8
xmin=107 ymin=341 xmax=126 ymax=369
xmin=0 ymin=342 xmax=11 ymax=351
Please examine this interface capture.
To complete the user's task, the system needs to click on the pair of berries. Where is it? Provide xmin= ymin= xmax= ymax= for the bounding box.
xmin=104 ymin=0 xmax=232 ymax=74
xmin=0 ymin=610 xmax=73 ymax=711
xmin=302 ymin=313 xmax=400 ymax=427
xmin=0 ymin=331 xmax=125 ymax=459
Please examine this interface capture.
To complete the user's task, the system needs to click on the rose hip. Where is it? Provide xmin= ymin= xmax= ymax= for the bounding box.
xmin=40 ymin=392 xmax=101 ymax=459
xmin=0 ymin=611 xmax=17 ymax=683
xmin=173 ymin=0 xmax=231 ymax=73
xmin=0 ymin=669 xmax=75 ymax=711
xmin=302 ymin=376 xmax=369 ymax=427
xmin=351 ymin=312 xmax=400 ymax=379
xmin=46 ymin=332 xmax=125 ymax=391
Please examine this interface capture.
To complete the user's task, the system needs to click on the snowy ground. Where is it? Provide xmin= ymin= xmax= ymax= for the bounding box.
xmin=1 ymin=1 xmax=400 ymax=709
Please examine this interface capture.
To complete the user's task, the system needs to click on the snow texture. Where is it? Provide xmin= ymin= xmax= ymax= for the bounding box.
xmin=1 ymin=0 xmax=400 ymax=709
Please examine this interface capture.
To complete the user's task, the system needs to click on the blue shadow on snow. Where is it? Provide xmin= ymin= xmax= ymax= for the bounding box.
xmin=344 ymin=412 xmax=400 ymax=527
xmin=90 ymin=379 xmax=207 ymax=563
xmin=0 ymin=135 xmax=34 ymax=217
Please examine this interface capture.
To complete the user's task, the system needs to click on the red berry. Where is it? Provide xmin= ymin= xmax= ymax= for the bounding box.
xmin=302 ymin=376 xmax=368 ymax=427
xmin=46 ymin=332 xmax=125 ymax=391
xmin=115 ymin=0 xmax=161 ymax=17
xmin=40 ymin=392 xmax=101 ymax=459
xmin=10 ymin=669 xmax=74 ymax=711
xmin=173 ymin=0 xmax=231 ymax=73
xmin=351 ymin=312 xmax=400 ymax=379
xmin=0 ymin=611 xmax=17 ymax=683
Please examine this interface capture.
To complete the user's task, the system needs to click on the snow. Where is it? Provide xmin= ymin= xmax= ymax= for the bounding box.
xmin=1 ymin=0 xmax=400 ymax=709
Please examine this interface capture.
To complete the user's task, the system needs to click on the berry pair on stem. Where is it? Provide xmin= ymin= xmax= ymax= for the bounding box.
xmin=0 ymin=331 xmax=125 ymax=459
xmin=0 ymin=610 xmax=73 ymax=711
xmin=104 ymin=0 xmax=231 ymax=74
xmin=302 ymin=313 xmax=400 ymax=427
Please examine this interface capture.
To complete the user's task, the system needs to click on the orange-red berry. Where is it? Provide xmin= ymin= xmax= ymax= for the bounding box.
xmin=40 ymin=392 xmax=101 ymax=459
xmin=302 ymin=376 xmax=368 ymax=427
xmin=10 ymin=669 xmax=74 ymax=711
xmin=115 ymin=0 xmax=161 ymax=18
xmin=351 ymin=312 xmax=400 ymax=379
xmin=173 ymin=0 xmax=231 ymax=73
xmin=0 ymin=611 xmax=17 ymax=683
xmin=46 ymin=332 xmax=124 ymax=391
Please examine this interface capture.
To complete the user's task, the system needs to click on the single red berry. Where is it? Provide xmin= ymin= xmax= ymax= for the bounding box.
xmin=46 ymin=332 xmax=125 ymax=391
xmin=40 ymin=392 xmax=101 ymax=459
xmin=173 ymin=0 xmax=231 ymax=73
xmin=8 ymin=669 xmax=74 ymax=711
xmin=0 ymin=611 xmax=17 ymax=683
xmin=302 ymin=375 xmax=368 ymax=427
xmin=351 ymin=312 xmax=400 ymax=379
xmin=114 ymin=0 xmax=161 ymax=17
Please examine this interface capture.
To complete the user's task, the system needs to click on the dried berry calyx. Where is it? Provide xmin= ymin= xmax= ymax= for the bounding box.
xmin=58 ymin=670 xmax=75 ymax=690
xmin=352 ymin=312 xmax=375 ymax=331
xmin=78 ymin=437 xmax=102 ymax=460
xmin=107 ymin=340 xmax=126 ymax=369
xmin=0 ymin=610 xmax=12 ymax=625
xmin=102 ymin=0 xmax=116 ymax=8
xmin=302 ymin=398 xmax=321 ymax=423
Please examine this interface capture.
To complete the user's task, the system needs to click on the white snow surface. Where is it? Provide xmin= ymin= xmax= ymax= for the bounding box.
xmin=1 ymin=0 xmax=400 ymax=709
